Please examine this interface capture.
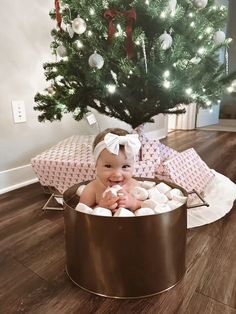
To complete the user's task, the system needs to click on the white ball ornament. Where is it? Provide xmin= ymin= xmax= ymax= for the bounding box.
xmin=72 ymin=16 xmax=87 ymax=34
xmin=213 ymin=30 xmax=226 ymax=45
xmin=194 ymin=0 xmax=208 ymax=9
xmin=159 ymin=32 xmax=173 ymax=50
xmin=56 ymin=45 xmax=67 ymax=57
xmin=88 ymin=53 xmax=104 ymax=69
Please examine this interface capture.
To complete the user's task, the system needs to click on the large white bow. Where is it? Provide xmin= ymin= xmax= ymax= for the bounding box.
xmin=104 ymin=133 xmax=141 ymax=158
xmin=93 ymin=132 xmax=141 ymax=163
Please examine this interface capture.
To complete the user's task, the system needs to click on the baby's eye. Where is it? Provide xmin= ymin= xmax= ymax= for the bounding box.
xmin=122 ymin=164 xmax=131 ymax=169
xmin=104 ymin=164 xmax=111 ymax=168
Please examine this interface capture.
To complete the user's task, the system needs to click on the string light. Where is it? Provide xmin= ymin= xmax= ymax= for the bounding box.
xmin=89 ymin=8 xmax=95 ymax=15
xmin=190 ymin=22 xmax=195 ymax=27
xmin=160 ymin=12 xmax=166 ymax=19
xmin=106 ymin=84 xmax=116 ymax=93
xmin=206 ymin=101 xmax=211 ymax=106
xmin=185 ymin=88 xmax=192 ymax=95
xmin=145 ymin=0 xmax=149 ymax=4
xmin=205 ymin=27 xmax=212 ymax=34
xmin=87 ymin=30 xmax=92 ymax=36
xmin=163 ymin=80 xmax=171 ymax=89
xmin=198 ymin=47 xmax=205 ymax=55
xmin=115 ymin=24 xmax=123 ymax=37
xmin=227 ymin=86 xmax=233 ymax=93
xmin=163 ymin=70 xmax=170 ymax=78
xmin=75 ymin=40 xmax=83 ymax=49
xmin=188 ymin=12 xmax=193 ymax=17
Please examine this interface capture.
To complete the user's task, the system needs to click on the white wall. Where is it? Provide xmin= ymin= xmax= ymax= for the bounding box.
xmin=0 ymin=0 xmax=167 ymax=193
xmin=196 ymin=105 xmax=220 ymax=127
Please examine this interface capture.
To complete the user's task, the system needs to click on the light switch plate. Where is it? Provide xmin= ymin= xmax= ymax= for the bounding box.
xmin=12 ymin=100 xmax=26 ymax=123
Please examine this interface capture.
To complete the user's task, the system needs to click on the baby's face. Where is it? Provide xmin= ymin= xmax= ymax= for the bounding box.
xmin=96 ymin=148 xmax=134 ymax=187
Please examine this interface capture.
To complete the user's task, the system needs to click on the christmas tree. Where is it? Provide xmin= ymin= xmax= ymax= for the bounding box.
xmin=34 ymin=0 xmax=236 ymax=129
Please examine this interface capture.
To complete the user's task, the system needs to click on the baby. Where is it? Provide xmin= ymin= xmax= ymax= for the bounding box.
xmin=79 ymin=128 xmax=142 ymax=212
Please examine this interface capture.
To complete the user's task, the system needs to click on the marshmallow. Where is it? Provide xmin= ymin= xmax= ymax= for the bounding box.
xmin=140 ymin=181 xmax=156 ymax=189
xmin=154 ymin=204 xmax=172 ymax=214
xmin=155 ymin=182 xmax=172 ymax=194
xmin=114 ymin=208 xmax=135 ymax=217
xmin=76 ymin=185 xmax=86 ymax=196
xmin=103 ymin=185 xmax=122 ymax=197
xmin=168 ymin=200 xmax=183 ymax=210
xmin=172 ymin=194 xmax=187 ymax=204
xmin=148 ymin=188 xmax=168 ymax=204
xmin=141 ymin=199 xmax=160 ymax=210
xmin=93 ymin=207 xmax=112 ymax=217
xmin=131 ymin=186 xmax=149 ymax=201
xmin=75 ymin=203 xmax=93 ymax=214
xmin=167 ymin=188 xmax=183 ymax=200
xmin=135 ymin=207 xmax=155 ymax=216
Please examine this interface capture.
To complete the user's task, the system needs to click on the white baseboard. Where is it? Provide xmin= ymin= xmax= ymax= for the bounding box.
xmin=0 ymin=164 xmax=38 ymax=195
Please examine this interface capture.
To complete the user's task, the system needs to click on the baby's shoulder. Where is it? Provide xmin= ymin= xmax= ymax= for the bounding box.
xmin=126 ymin=178 xmax=141 ymax=191
xmin=83 ymin=179 xmax=98 ymax=191
xmin=131 ymin=178 xmax=141 ymax=187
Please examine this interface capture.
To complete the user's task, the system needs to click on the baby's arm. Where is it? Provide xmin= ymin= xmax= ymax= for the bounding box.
xmin=79 ymin=182 xmax=97 ymax=207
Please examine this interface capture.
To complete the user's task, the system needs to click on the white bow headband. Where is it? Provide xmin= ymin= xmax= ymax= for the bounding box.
xmin=93 ymin=133 xmax=141 ymax=163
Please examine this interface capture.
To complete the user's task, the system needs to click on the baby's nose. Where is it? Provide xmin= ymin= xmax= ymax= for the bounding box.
xmin=111 ymin=169 xmax=122 ymax=178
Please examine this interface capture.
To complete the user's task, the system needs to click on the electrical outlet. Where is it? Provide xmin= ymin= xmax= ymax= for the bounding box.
xmin=86 ymin=113 xmax=97 ymax=125
xmin=12 ymin=100 xmax=26 ymax=123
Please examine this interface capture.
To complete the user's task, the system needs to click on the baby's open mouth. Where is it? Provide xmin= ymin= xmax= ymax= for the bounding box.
xmin=109 ymin=180 xmax=123 ymax=186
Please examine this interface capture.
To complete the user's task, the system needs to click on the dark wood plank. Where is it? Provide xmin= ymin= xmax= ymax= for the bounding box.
xmin=196 ymin=210 xmax=236 ymax=308
xmin=186 ymin=292 xmax=236 ymax=314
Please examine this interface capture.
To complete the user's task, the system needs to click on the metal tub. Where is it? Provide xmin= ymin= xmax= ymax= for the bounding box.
xmin=63 ymin=178 xmax=188 ymax=299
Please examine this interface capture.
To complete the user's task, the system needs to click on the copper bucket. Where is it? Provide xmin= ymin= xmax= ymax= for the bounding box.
xmin=63 ymin=178 xmax=206 ymax=299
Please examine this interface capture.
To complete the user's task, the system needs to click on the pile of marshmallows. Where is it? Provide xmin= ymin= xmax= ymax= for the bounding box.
xmin=75 ymin=181 xmax=188 ymax=217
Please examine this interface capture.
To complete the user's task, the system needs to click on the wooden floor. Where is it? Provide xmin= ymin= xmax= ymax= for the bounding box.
xmin=0 ymin=130 xmax=236 ymax=314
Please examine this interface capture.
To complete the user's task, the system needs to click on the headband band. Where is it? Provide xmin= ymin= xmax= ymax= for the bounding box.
xmin=93 ymin=132 xmax=141 ymax=163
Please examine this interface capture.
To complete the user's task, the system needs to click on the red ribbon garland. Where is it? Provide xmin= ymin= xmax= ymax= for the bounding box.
xmin=55 ymin=0 xmax=62 ymax=31
xmin=104 ymin=9 xmax=136 ymax=59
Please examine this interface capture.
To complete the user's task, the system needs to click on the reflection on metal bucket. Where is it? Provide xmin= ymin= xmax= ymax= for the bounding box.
xmin=63 ymin=178 xmax=187 ymax=299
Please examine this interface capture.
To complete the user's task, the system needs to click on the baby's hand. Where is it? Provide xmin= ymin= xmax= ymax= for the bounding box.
xmin=98 ymin=191 xmax=119 ymax=212
xmin=117 ymin=189 xmax=139 ymax=211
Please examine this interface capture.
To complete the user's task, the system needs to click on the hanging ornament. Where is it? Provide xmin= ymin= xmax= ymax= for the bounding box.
xmin=47 ymin=85 xmax=55 ymax=95
xmin=56 ymin=45 xmax=67 ymax=57
xmin=168 ymin=0 xmax=177 ymax=14
xmin=66 ymin=24 xmax=74 ymax=38
xmin=88 ymin=53 xmax=104 ymax=69
xmin=159 ymin=32 xmax=173 ymax=50
xmin=141 ymin=36 xmax=148 ymax=73
xmin=194 ymin=0 xmax=208 ymax=9
xmin=225 ymin=49 xmax=229 ymax=75
xmin=213 ymin=30 xmax=226 ymax=45
xmin=72 ymin=16 xmax=87 ymax=34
